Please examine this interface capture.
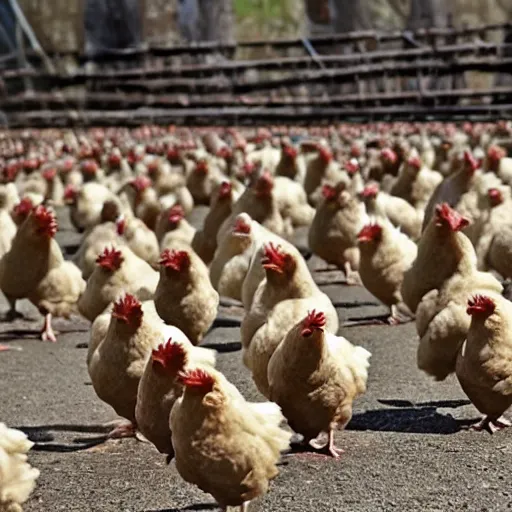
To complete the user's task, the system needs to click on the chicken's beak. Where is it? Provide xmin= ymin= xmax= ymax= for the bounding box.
xmin=358 ymin=235 xmax=372 ymax=243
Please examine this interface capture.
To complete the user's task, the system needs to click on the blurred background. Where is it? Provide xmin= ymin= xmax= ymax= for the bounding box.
xmin=0 ymin=0 xmax=511 ymax=126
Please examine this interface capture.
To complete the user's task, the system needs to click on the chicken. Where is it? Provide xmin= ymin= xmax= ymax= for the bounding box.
xmin=303 ymin=144 xmax=348 ymax=201
xmin=474 ymin=187 xmax=512 ymax=271
xmin=308 ymin=184 xmax=368 ymax=283
xmin=486 ymin=225 xmax=512 ymax=279
xmin=357 ymin=221 xmax=417 ymax=323
xmin=10 ymin=198 xmax=34 ymax=228
xmin=241 ymin=242 xmax=339 ymax=397
xmin=486 ymin=145 xmax=512 ymax=184
xmin=0 ymin=205 xmax=85 ymax=341
xmin=422 ymin=150 xmax=485 ymax=231
xmin=66 ymin=182 xmax=122 ymax=232
xmin=191 ymin=181 xmax=238 ymax=264
xmin=135 ymin=338 xmax=216 ymax=462
xmin=115 ymin=215 xmax=160 ymax=266
xmin=0 ymin=423 xmax=40 ymax=512
xmin=219 ymin=172 xmax=287 ymax=241
xmin=185 ymin=158 xmax=222 ymax=205
xmin=273 ymin=176 xmax=315 ymax=231
xmin=0 ymin=189 xmax=17 ymax=259
xmin=456 ymin=294 xmax=512 ymax=433
xmin=268 ymin=310 xmax=371 ymax=457
xmin=401 ymin=204 xmax=476 ymax=314
xmin=154 ymin=246 xmax=219 ymax=345
xmin=88 ymin=294 xmax=163 ymax=438
xmin=170 ymin=367 xmax=291 ymax=511
xmin=390 ymin=150 xmax=443 ymax=212
xmin=78 ymin=246 xmax=159 ymax=322
xmin=210 ymin=214 xmax=255 ymax=302
xmin=361 ymin=183 xmax=422 ymax=241
xmin=72 ymin=223 xmax=125 ymax=279
xmin=416 ymin=270 xmax=503 ymax=382
xmin=275 ymin=142 xmax=305 ymax=182
xmin=156 ymin=205 xmax=196 ymax=250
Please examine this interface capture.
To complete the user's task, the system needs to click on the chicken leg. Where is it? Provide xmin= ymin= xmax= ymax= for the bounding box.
xmin=5 ymin=297 xmax=22 ymax=321
xmin=40 ymin=313 xmax=57 ymax=342
xmin=0 ymin=344 xmax=11 ymax=352
xmin=470 ymin=416 xmax=511 ymax=434
xmin=309 ymin=429 xmax=345 ymax=458
xmin=344 ymin=262 xmax=362 ymax=286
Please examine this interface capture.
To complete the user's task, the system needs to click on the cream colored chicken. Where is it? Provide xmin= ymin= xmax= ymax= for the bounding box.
xmin=241 ymin=242 xmax=339 ymax=398
xmin=0 ymin=189 xmax=17 ymax=260
xmin=135 ymin=337 xmax=216 ymax=462
xmin=0 ymin=423 xmax=40 ymax=512
xmin=357 ymin=221 xmax=417 ymax=324
xmin=156 ymin=205 xmax=196 ymax=251
xmin=78 ymin=246 xmax=159 ymax=322
xmin=0 ymin=205 xmax=85 ymax=341
xmin=390 ymin=150 xmax=443 ymax=212
xmin=268 ymin=310 xmax=371 ymax=457
xmin=115 ymin=215 xmax=160 ymax=266
xmin=361 ymin=183 xmax=422 ymax=241
xmin=401 ymin=204 xmax=476 ymax=314
xmin=309 ymin=184 xmax=369 ymax=284
xmin=191 ymin=181 xmax=238 ymax=264
xmin=456 ymin=294 xmax=512 ymax=433
xmin=416 ymin=270 xmax=503 ymax=382
xmin=170 ymin=367 xmax=291 ymax=512
xmin=154 ymin=245 xmax=219 ymax=345
xmin=88 ymin=294 xmax=163 ymax=438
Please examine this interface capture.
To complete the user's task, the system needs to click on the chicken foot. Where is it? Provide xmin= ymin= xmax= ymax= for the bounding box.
xmin=470 ymin=416 xmax=512 ymax=434
xmin=388 ymin=304 xmax=415 ymax=325
xmin=107 ymin=421 xmax=137 ymax=439
xmin=223 ymin=502 xmax=249 ymax=512
xmin=40 ymin=313 xmax=57 ymax=342
xmin=309 ymin=429 xmax=345 ymax=458
xmin=344 ymin=262 xmax=362 ymax=286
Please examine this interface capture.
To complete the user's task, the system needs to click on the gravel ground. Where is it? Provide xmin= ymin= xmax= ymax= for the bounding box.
xmin=1 ymin=208 xmax=511 ymax=512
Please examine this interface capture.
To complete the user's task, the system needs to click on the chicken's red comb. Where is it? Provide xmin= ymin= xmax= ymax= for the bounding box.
xmin=116 ymin=218 xmax=126 ymax=235
xmin=177 ymin=368 xmax=215 ymax=391
xmin=112 ymin=293 xmax=143 ymax=325
xmin=351 ymin=144 xmax=362 ymax=157
xmin=407 ymin=155 xmax=422 ymax=169
xmin=488 ymin=188 xmax=503 ymax=206
xmin=467 ymin=295 xmax=496 ymax=317
xmin=217 ymin=146 xmax=233 ymax=159
xmin=147 ymin=160 xmax=159 ymax=174
xmin=81 ymin=159 xmax=98 ymax=174
xmin=130 ymin=176 xmax=152 ymax=192
xmin=13 ymin=197 xmax=33 ymax=219
xmin=358 ymin=223 xmax=383 ymax=243
xmin=42 ymin=168 xmax=57 ymax=181
xmin=33 ymin=205 xmax=58 ymax=237
xmin=64 ymin=184 xmax=77 ymax=202
xmin=195 ymin=160 xmax=209 ymax=174
xmin=152 ymin=338 xmax=187 ymax=370
xmin=243 ymin=162 xmax=256 ymax=175
xmin=322 ymin=184 xmax=338 ymax=200
xmin=23 ymin=158 xmax=40 ymax=171
xmin=218 ymin=181 xmax=232 ymax=199
xmin=108 ymin=152 xmax=122 ymax=168
xmin=283 ymin=144 xmax=298 ymax=159
xmin=381 ymin=148 xmax=397 ymax=163
xmin=318 ymin=145 xmax=333 ymax=162
xmin=168 ymin=204 xmax=185 ymax=224
xmin=159 ymin=249 xmax=191 ymax=272
xmin=96 ymin=247 xmax=124 ymax=271
xmin=362 ymin=183 xmax=379 ymax=198
xmin=233 ymin=215 xmax=251 ymax=234
xmin=261 ymin=242 xmax=289 ymax=273
xmin=434 ymin=203 xmax=470 ymax=231
xmin=463 ymin=150 xmax=479 ymax=171
xmin=167 ymin=147 xmax=180 ymax=161
xmin=61 ymin=158 xmax=74 ymax=172
xmin=301 ymin=310 xmax=326 ymax=337
xmin=488 ymin=145 xmax=506 ymax=161
xmin=345 ymin=159 xmax=359 ymax=175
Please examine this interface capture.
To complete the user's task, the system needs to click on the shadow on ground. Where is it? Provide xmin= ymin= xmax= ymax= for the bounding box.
xmin=348 ymin=399 xmax=475 ymax=434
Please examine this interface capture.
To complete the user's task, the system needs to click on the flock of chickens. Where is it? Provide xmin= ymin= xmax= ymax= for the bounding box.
xmin=1 ymin=121 xmax=512 ymax=511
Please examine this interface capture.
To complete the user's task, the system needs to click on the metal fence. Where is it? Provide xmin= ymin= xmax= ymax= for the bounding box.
xmin=1 ymin=22 xmax=512 ymax=127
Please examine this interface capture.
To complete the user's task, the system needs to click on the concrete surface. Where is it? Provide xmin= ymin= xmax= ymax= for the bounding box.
xmin=1 ymin=208 xmax=511 ymax=512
